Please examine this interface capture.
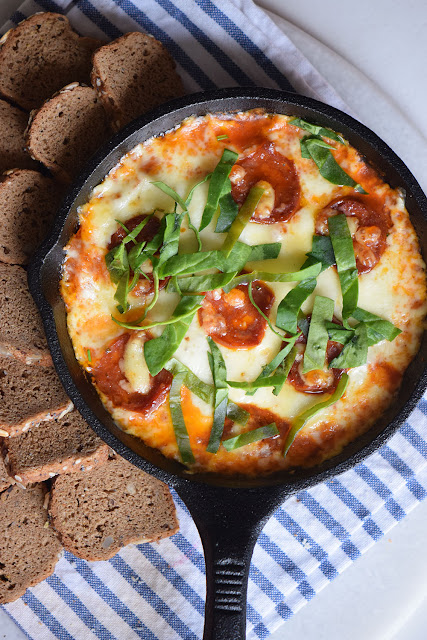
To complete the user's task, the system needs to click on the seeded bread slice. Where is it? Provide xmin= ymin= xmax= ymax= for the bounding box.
xmin=26 ymin=83 xmax=111 ymax=184
xmin=91 ymin=32 xmax=184 ymax=131
xmin=3 ymin=410 xmax=109 ymax=485
xmin=0 ymin=264 xmax=51 ymax=365
xmin=0 ymin=355 xmax=73 ymax=438
xmin=0 ymin=484 xmax=62 ymax=604
xmin=0 ymin=13 xmax=101 ymax=110
xmin=0 ymin=169 xmax=63 ymax=265
xmin=0 ymin=453 xmax=14 ymax=493
xmin=49 ymin=456 xmax=179 ymax=561
xmin=0 ymin=99 xmax=38 ymax=173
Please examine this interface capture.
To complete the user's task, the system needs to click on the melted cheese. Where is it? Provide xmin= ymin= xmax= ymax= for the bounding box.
xmin=61 ymin=111 xmax=427 ymax=475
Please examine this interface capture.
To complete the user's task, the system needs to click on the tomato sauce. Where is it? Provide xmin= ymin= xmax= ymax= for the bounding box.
xmin=92 ymin=333 xmax=172 ymax=414
xmin=198 ymin=280 xmax=275 ymax=348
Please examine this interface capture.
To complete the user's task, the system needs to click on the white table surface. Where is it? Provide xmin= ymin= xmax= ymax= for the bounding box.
xmin=1 ymin=1 xmax=427 ymax=639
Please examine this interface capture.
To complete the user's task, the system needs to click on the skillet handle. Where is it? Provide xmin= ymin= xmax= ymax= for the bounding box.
xmin=175 ymin=482 xmax=292 ymax=640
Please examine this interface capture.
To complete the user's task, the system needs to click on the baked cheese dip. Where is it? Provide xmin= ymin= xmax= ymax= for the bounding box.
xmin=61 ymin=110 xmax=427 ymax=475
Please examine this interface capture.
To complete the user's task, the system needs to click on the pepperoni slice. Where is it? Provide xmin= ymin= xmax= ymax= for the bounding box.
xmin=287 ymin=318 xmax=345 ymax=394
xmin=230 ymin=143 xmax=300 ymax=224
xmin=108 ymin=214 xmax=160 ymax=250
xmin=198 ymin=281 xmax=275 ymax=349
xmin=92 ymin=333 xmax=172 ymax=414
xmin=315 ymin=196 xmax=391 ymax=274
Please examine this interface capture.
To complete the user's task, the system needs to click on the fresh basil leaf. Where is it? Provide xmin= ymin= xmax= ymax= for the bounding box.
xmin=227 ymin=373 xmax=289 ymax=391
xmin=112 ymin=306 xmax=202 ymax=330
xmin=123 ymin=215 xmax=154 ymax=245
xmin=206 ymin=337 xmax=228 ymax=454
xmin=167 ymin=271 xmax=237 ymax=294
xmin=328 ymin=214 xmax=358 ymax=324
xmin=222 ymin=263 xmax=322 ymax=293
xmin=127 ymin=242 xmax=147 ymax=272
xmin=220 ymin=241 xmax=253 ymax=273
xmin=158 ymin=249 xmax=222 ymax=278
xmin=216 ymin=134 xmax=229 ymax=141
xmin=325 ymin=321 xmax=354 ymax=345
xmin=289 ymin=117 xmax=345 ymax=143
xmin=305 ymin=136 xmax=362 ymax=189
xmin=215 ymin=181 xmax=239 ymax=233
xmin=226 ymin=402 xmax=250 ymax=426
xmin=297 ymin=313 xmax=310 ymax=338
xmin=302 ymin=295 xmax=335 ymax=373
xmin=247 ymin=243 xmax=281 ymax=262
xmin=157 ymin=212 xmax=185 ymax=269
xmin=283 ymin=373 xmax=349 ymax=456
xmin=244 ymin=339 xmax=297 ymax=397
xmin=200 ymin=149 xmax=239 ymax=231
xmin=152 ymin=181 xmax=188 ymax=212
xmin=169 ymin=372 xmax=195 ymax=465
xmin=222 ymin=186 xmax=265 ymax=257
xmin=276 ymin=278 xmax=317 ymax=335
xmin=186 ymin=212 xmax=202 ymax=251
xmin=301 ymin=235 xmax=336 ymax=274
xmin=144 ymin=295 xmax=204 ymax=376
xmin=351 ymin=307 xmax=401 ymax=345
xmin=184 ymin=174 xmax=212 ymax=208
xmin=329 ymin=322 xmax=368 ymax=369
xmin=105 ymin=242 xmax=129 ymax=284
xmin=165 ymin=359 xmax=214 ymax=405
xmin=248 ymin=281 xmax=283 ymax=339
xmin=114 ymin=271 xmax=133 ymax=314
xmin=223 ymin=423 xmax=279 ymax=451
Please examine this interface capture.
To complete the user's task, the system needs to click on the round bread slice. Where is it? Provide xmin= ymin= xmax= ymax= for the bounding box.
xmin=91 ymin=31 xmax=184 ymax=131
xmin=26 ymin=83 xmax=111 ymax=184
xmin=0 ymin=99 xmax=38 ymax=173
xmin=0 ymin=264 xmax=51 ymax=365
xmin=0 ymin=484 xmax=62 ymax=604
xmin=49 ymin=456 xmax=179 ymax=561
xmin=0 ymin=453 xmax=14 ymax=493
xmin=0 ymin=169 xmax=63 ymax=265
xmin=0 ymin=13 xmax=101 ymax=110
xmin=0 ymin=355 xmax=73 ymax=438
xmin=3 ymin=410 xmax=109 ymax=485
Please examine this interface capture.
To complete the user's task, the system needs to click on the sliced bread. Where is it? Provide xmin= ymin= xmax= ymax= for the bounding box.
xmin=26 ymin=83 xmax=111 ymax=183
xmin=0 ymin=263 xmax=51 ymax=365
xmin=49 ymin=456 xmax=179 ymax=561
xmin=0 ymin=169 xmax=63 ymax=265
xmin=0 ymin=453 xmax=14 ymax=493
xmin=0 ymin=484 xmax=62 ymax=604
xmin=0 ymin=13 xmax=101 ymax=110
xmin=91 ymin=31 xmax=184 ymax=131
xmin=3 ymin=410 xmax=109 ymax=485
xmin=0 ymin=355 xmax=73 ymax=437
xmin=0 ymin=99 xmax=38 ymax=172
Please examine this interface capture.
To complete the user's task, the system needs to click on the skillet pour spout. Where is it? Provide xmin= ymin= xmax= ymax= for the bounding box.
xmin=28 ymin=88 xmax=427 ymax=639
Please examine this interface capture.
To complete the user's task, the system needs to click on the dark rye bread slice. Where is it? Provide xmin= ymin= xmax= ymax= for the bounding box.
xmin=0 ymin=453 xmax=14 ymax=492
xmin=3 ymin=410 xmax=109 ymax=485
xmin=0 ymin=264 xmax=51 ymax=365
xmin=0 ymin=484 xmax=62 ymax=604
xmin=49 ymin=456 xmax=179 ymax=561
xmin=26 ymin=83 xmax=111 ymax=183
xmin=0 ymin=169 xmax=63 ymax=265
xmin=0 ymin=13 xmax=102 ymax=111
xmin=0 ymin=99 xmax=38 ymax=173
xmin=91 ymin=32 xmax=184 ymax=131
xmin=0 ymin=355 xmax=73 ymax=438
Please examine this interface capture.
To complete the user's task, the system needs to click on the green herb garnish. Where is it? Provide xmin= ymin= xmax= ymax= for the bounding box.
xmin=200 ymin=149 xmax=239 ymax=231
xmin=351 ymin=307 xmax=401 ymax=345
xmin=328 ymin=214 xmax=358 ymax=325
xmin=283 ymin=373 xmax=349 ymax=456
xmin=302 ymin=295 xmax=335 ymax=373
xmin=206 ymin=337 xmax=228 ymax=453
xmin=222 ymin=186 xmax=265 ymax=256
xmin=87 ymin=349 xmax=92 ymax=363
xmin=276 ymin=278 xmax=317 ymax=335
xmin=169 ymin=372 xmax=195 ymax=464
xmin=289 ymin=117 xmax=345 ymax=143
xmin=223 ymin=423 xmax=279 ymax=451
xmin=226 ymin=402 xmax=250 ymax=426
xmin=329 ymin=322 xmax=368 ymax=369
xmin=216 ymin=134 xmax=229 ymax=141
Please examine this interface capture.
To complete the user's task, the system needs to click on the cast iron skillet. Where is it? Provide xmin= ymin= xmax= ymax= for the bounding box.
xmin=29 ymin=88 xmax=427 ymax=639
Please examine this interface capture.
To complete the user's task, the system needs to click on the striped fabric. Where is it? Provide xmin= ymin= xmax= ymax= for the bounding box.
xmin=1 ymin=1 xmax=427 ymax=638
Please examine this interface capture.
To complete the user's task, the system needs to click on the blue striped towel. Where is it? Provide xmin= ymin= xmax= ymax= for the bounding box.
xmin=2 ymin=1 xmax=427 ymax=638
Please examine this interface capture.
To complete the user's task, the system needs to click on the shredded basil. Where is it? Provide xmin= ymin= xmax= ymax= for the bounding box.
xmin=87 ymin=349 xmax=92 ymax=363
xmin=222 ymin=263 xmax=322 ymax=293
xmin=226 ymin=402 xmax=250 ymax=426
xmin=215 ymin=179 xmax=239 ymax=233
xmin=144 ymin=295 xmax=204 ymax=376
xmin=151 ymin=181 xmax=188 ymax=212
xmin=325 ymin=322 xmax=354 ymax=345
xmin=169 ymin=372 xmax=195 ymax=464
xmin=243 ymin=340 xmax=298 ymax=396
xmin=105 ymin=242 xmax=129 ymax=284
xmin=248 ymin=281 xmax=283 ymax=339
xmin=302 ymin=296 xmax=335 ymax=373
xmin=200 ymin=149 xmax=239 ymax=231
xmin=167 ymin=271 xmax=238 ymax=294
xmin=223 ymin=423 xmax=279 ymax=451
xmin=283 ymin=373 xmax=349 ymax=456
xmin=206 ymin=337 xmax=229 ymax=454
xmin=216 ymin=134 xmax=229 ymax=141
xmin=289 ymin=117 xmax=345 ymax=143
xmin=221 ymin=186 xmax=265 ymax=256
xmin=351 ymin=307 xmax=401 ymax=345
xmin=328 ymin=214 xmax=358 ymax=325
xmin=302 ymin=235 xmax=336 ymax=273
xmin=112 ymin=305 xmax=202 ymax=331
xmin=329 ymin=322 xmax=368 ymax=369
xmin=276 ymin=278 xmax=317 ymax=335
xmin=165 ymin=358 xmax=214 ymax=404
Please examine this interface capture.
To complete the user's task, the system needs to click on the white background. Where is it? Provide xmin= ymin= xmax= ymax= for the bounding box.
xmin=0 ymin=1 xmax=427 ymax=639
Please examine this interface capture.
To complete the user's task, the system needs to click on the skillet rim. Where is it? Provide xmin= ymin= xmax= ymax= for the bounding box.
xmin=28 ymin=86 xmax=427 ymax=491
